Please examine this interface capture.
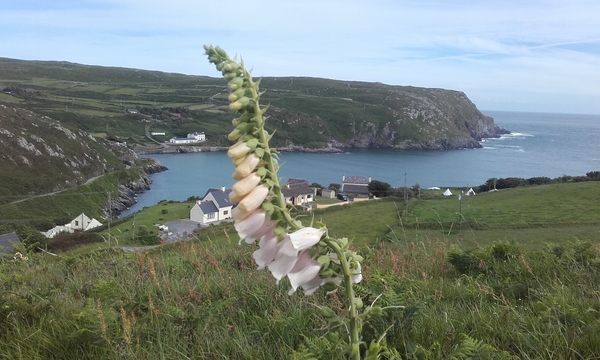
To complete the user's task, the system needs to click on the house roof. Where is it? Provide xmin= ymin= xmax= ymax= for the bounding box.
xmin=199 ymin=201 xmax=219 ymax=214
xmin=0 ymin=232 xmax=19 ymax=254
xmin=281 ymin=182 xmax=313 ymax=197
xmin=287 ymin=178 xmax=308 ymax=185
xmin=203 ymin=188 xmax=234 ymax=208
xmin=342 ymin=184 xmax=371 ymax=194
xmin=343 ymin=175 xmax=370 ymax=184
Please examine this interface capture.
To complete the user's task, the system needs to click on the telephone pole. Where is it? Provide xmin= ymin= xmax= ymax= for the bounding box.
xmin=404 ymin=173 xmax=408 ymax=209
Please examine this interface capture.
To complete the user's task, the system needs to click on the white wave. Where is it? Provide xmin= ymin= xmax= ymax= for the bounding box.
xmin=486 ymin=132 xmax=533 ymax=142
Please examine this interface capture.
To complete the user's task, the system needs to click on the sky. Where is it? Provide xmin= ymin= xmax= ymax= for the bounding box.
xmin=1 ymin=0 xmax=600 ymax=115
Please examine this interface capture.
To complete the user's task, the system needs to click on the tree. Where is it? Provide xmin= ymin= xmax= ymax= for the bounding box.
xmin=328 ymin=183 xmax=341 ymax=192
xmin=368 ymin=180 xmax=391 ymax=197
xmin=586 ymin=171 xmax=600 ymax=180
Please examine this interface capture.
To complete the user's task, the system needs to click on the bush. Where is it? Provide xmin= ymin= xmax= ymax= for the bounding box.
xmin=47 ymin=231 xmax=104 ymax=252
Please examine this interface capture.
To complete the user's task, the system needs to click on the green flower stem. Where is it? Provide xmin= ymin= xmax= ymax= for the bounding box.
xmin=242 ymin=69 xmax=301 ymax=231
xmin=325 ymin=238 xmax=360 ymax=360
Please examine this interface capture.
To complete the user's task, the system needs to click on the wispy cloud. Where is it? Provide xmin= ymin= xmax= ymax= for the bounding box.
xmin=1 ymin=0 xmax=599 ymax=114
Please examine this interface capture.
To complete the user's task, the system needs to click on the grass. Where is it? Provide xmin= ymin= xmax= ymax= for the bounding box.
xmin=387 ymin=182 xmax=600 ymax=250
xmin=2 ymin=180 xmax=600 ymax=358
xmin=104 ymin=201 xmax=195 ymax=245
xmin=2 ymin=230 xmax=599 ymax=358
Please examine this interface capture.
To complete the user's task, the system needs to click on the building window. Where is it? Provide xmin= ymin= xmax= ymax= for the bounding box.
xmin=223 ymin=210 xmax=229 ymax=215
xmin=207 ymin=212 xmax=215 ymax=219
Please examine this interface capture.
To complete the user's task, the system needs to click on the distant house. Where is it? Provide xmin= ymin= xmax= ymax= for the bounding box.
xmin=171 ymin=113 xmax=182 ymax=119
xmin=190 ymin=187 xmax=235 ymax=225
xmin=0 ymin=232 xmax=20 ymax=254
xmin=42 ymin=213 xmax=103 ymax=238
xmin=341 ymin=175 xmax=371 ymax=197
xmin=321 ymin=188 xmax=336 ymax=199
xmin=126 ymin=109 xmax=139 ymax=114
xmin=169 ymin=132 xmax=206 ymax=144
xmin=151 ymin=132 xmax=166 ymax=136
xmin=281 ymin=179 xmax=314 ymax=206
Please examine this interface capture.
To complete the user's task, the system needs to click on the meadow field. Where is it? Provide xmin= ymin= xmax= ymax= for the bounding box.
xmin=1 ymin=182 xmax=599 ymax=359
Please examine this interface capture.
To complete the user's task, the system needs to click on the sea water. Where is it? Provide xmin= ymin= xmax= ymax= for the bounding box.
xmin=119 ymin=111 xmax=600 ymax=217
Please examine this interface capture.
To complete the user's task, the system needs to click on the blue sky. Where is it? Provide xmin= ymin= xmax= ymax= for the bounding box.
xmin=1 ymin=0 xmax=599 ymax=114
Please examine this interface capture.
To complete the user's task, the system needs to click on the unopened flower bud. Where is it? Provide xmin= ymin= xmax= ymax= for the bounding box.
xmin=228 ymin=77 xmax=244 ymax=91
xmin=223 ymin=62 xmax=239 ymax=72
xmin=214 ymin=46 xmax=227 ymax=58
xmin=237 ymin=184 xmax=269 ymax=213
xmin=228 ymin=88 xmax=246 ymax=102
xmin=228 ymin=141 xmax=251 ymax=159
xmin=229 ymin=189 xmax=244 ymax=203
xmin=320 ymin=306 xmax=336 ymax=318
xmin=366 ymin=306 xmax=383 ymax=317
xmin=229 ymin=97 xmax=250 ymax=111
xmin=224 ymin=72 xmax=238 ymax=81
xmin=232 ymin=172 xmax=262 ymax=197
xmin=233 ymin=153 xmax=260 ymax=180
xmin=228 ymin=128 xmax=242 ymax=141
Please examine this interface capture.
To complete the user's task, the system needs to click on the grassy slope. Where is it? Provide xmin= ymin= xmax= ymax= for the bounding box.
xmin=0 ymin=57 xmax=494 ymax=150
xmin=1 ymin=182 xmax=600 ymax=358
xmin=391 ymin=182 xmax=600 ymax=249
xmin=0 ymin=168 xmax=145 ymax=229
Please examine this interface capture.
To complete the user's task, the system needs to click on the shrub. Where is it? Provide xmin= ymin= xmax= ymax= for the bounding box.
xmin=47 ymin=231 xmax=104 ymax=252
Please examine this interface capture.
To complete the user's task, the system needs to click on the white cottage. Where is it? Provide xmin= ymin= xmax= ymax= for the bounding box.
xmin=190 ymin=187 xmax=235 ymax=225
xmin=42 ymin=213 xmax=103 ymax=238
xmin=169 ymin=132 xmax=206 ymax=144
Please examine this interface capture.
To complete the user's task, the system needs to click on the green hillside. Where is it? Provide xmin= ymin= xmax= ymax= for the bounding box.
xmin=0 ymin=57 xmax=507 ymax=151
xmin=1 ymin=182 xmax=599 ymax=358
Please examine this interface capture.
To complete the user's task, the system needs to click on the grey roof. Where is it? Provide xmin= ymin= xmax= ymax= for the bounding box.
xmin=199 ymin=201 xmax=219 ymax=214
xmin=342 ymin=184 xmax=371 ymax=194
xmin=0 ymin=232 xmax=19 ymax=254
xmin=343 ymin=175 xmax=370 ymax=184
xmin=287 ymin=178 xmax=308 ymax=185
xmin=281 ymin=182 xmax=313 ymax=197
xmin=203 ymin=188 xmax=234 ymax=208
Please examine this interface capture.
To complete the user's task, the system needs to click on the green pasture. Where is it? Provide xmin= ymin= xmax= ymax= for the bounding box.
xmin=103 ymin=201 xmax=195 ymax=245
xmin=0 ymin=93 xmax=21 ymax=103
xmin=390 ymin=182 xmax=600 ymax=249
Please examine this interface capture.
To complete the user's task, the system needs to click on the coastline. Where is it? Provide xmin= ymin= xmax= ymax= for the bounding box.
xmin=132 ymin=133 xmax=511 ymax=156
xmin=133 ymin=143 xmax=347 ymax=155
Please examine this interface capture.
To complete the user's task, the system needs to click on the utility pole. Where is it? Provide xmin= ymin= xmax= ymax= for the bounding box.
xmin=459 ymin=192 xmax=463 ymax=230
xmin=107 ymin=191 xmax=112 ymax=249
xmin=404 ymin=173 xmax=408 ymax=209
xmin=132 ymin=212 xmax=136 ymax=242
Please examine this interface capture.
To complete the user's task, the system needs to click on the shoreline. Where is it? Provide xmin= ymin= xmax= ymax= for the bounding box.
xmin=133 ymin=144 xmax=347 ymax=155
xmin=132 ymin=130 xmax=511 ymax=156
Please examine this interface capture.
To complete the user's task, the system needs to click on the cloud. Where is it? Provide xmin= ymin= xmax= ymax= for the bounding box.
xmin=1 ymin=0 xmax=600 ymax=113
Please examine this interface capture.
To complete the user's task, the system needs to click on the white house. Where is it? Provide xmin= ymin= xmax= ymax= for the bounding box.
xmin=42 ymin=213 xmax=103 ymax=238
xmin=190 ymin=187 xmax=235 ymax=225
xmin=281 ymin=179 xmax=314 ymax=206
xmin=169 ymin=132 xmax=206 ymax=144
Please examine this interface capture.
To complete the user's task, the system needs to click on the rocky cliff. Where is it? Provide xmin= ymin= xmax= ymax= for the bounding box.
xmin=259 ymin=78 xmax=509 ymax=150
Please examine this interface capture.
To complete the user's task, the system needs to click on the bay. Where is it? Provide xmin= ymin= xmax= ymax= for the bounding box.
xmin=119 ymin=111 xmax=600 ymax=217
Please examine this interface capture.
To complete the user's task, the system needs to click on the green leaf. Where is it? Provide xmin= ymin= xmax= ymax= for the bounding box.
xmin=254 ymin=148 xmax=265 ymax=158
